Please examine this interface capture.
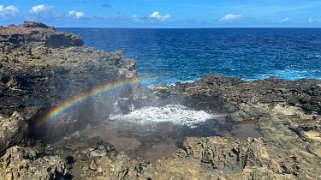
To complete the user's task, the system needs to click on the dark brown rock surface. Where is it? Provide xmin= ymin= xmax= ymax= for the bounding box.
xmin=0 ymin=22 xmax=136 ymax=142
xmin=160 ymin=74 xmax=321 ymax=119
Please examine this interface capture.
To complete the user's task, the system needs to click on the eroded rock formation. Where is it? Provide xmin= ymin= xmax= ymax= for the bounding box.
xmin=0 ymin=112 xmax=28 ymax=153
xmin=0 ymin=146 xmax=69 ymax=179
xmin=0 ymin=21 xmax=136 ymax=142
xmin=0 ymin=21 xmax=83 ymax=51
xmin=0 ymin=22 xmax=321 ymax=179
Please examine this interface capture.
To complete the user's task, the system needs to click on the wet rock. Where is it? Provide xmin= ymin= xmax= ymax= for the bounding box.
xmin=169 ymin=74 xmax=321 ymax=118
xmin=0 ymin=112 xmax=28 ymax=152
xmin=0 ymin=146 xmax=69 ymax=179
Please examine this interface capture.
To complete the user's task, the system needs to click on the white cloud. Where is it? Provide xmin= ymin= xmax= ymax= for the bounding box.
xmin=307 ymin=18 xmax=321 ymax=24
xmin=69 ymin=11 xmax=85 ymax=19
xmin=280 ymin=17 xmax=290 ymax=23
xmin=0 ymin=5 xmax=19 ymax=16
xmin=30 ymin=5 xmax=52 ymax=14
xmin=149 ymin=11 xmax=171 ymax=21
xmin=220 ymin=14 xmax=243 ymax=22
xmin=132 ymin=14 xmax=139 ymax=22
xmin=308 ymin=18 xmax=314 ymax=23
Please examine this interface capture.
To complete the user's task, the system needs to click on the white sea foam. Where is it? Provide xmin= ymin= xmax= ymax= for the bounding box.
xmin=109 ymin=104 xmax=215 ymax=128
xmin=244 ymin=69 xmax=321 ymax=81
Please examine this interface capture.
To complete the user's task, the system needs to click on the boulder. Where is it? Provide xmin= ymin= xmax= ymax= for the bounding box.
xmin=0 ymin=112 xmax=28 ymax=153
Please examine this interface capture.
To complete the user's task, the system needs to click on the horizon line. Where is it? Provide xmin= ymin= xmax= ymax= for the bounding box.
xmin=57 ymin=26 xmax=321 ymax=29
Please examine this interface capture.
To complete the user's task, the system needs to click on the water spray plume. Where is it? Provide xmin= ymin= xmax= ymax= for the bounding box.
xmin=34 ymin=77 xmax=153 ymax=127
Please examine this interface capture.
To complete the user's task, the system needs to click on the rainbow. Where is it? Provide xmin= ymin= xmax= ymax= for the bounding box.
xmin=35 ymin=78 xmax=149 ymax=127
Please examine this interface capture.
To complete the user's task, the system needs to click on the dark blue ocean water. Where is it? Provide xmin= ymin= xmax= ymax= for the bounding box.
xmin=60 ymin=28 xmax=321 ymax=85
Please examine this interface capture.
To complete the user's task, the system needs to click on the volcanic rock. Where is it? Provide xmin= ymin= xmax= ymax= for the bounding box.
xmin=0 ymin=22 xmax=136 ymax=141
xmin=0 ymin=21 xmax=83 ymax=51
xmin=0 ymin=112 xmax=28 ymax=153
xmin=1 ymin=22 xmax=321 ymax=179
xmin=166 ymin=74 xmax=321 ymax=119
xmin=0 ymin=146 xmax=69 ymax=179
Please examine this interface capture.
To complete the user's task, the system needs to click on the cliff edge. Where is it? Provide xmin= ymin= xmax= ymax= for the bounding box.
xmin=0 ymin=21 xmax=136 ymax=147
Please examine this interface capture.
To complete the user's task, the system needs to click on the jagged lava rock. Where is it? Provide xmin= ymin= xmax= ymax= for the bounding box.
xmin=169 ymin=74 xmax=321 ymax=120
xmin=0 ymin=146 xmax=69 ymax=179
xmin=0 ymin=112 xmax=28 ymax=153
xmin=0 ymin=22 xmax=136 ymax=140
xmin=1 ymin=21 xmax=321 ymax=179
xmin=0 ymin=21 xmax=83 ymax=51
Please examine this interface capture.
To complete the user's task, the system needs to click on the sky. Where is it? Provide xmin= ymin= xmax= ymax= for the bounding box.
xmin=1 ymin=0 xmax=321 ymax=27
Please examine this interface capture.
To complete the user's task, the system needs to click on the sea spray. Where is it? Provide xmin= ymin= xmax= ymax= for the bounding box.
xmin=109 ymin=104 xmax=216 ymax=128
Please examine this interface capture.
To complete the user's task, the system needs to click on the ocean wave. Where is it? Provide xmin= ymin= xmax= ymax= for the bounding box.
xmin=64 ymin=28 xmax=321 ymax=85
xmin=256 ymin=69 xmax=321 ymax=81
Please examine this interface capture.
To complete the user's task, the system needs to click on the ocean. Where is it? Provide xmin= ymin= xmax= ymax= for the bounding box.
xmin=60 ymin=28 xmax=321 ymax=85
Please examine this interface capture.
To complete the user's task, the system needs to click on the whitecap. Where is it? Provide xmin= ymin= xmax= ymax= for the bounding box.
xmin=109 ymin=104 xmax=216 ymax=128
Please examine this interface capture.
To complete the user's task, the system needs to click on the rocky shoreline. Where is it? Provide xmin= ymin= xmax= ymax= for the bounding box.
xmin=1 ymin=22 xmax=321 ymax=179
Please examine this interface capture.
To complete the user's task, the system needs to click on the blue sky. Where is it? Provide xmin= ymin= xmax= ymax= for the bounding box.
xmin=1 ymin=0 xmax=321 ymax=27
